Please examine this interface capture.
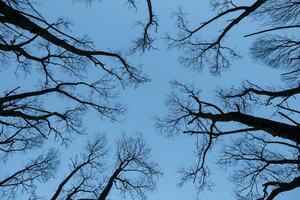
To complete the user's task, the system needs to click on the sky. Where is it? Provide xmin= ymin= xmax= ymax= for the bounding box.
xmin=2 ymin=0 xmax=300 ymax=199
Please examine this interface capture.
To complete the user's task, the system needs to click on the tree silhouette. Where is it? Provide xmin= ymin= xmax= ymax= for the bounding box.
xmin=0 ymin=134 xmax=161 ymax=199
xmin=0 ymin=149 xmax=59 ymax=199
xmin=158 ymin=0 xmax=300 ymax=199
xmin=0 ymin=0 xmax=161 ymax=199
xmin=2 ymin=0 xmax=300 ymax=199
xmin=0 ymin=0 xmax=158 ymax=158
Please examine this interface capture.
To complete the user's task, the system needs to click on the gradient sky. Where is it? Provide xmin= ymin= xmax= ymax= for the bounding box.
xmin=3 ymin=0 xmax=300 ymax=199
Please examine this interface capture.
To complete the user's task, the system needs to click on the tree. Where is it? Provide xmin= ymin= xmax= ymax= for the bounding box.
xmin=0 ymin=148 xmax=59 ymax=199
xmin=0 ymin=0 xmax=158 ymax=157
xmin=158 ymin=0 xmax=300 ymax=199
xmin=2 ymin=0 xmax=300 ymax=199
xmin=0 ymin=0 xmax=161 ymax=199
xmin=0 ymin=133 xmax=161 ymax=199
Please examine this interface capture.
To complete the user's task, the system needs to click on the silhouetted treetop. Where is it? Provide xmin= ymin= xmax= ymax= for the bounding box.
xmin=0 ymin=0 xmax=157 ymax=158
xmin=167 ymin=0 xmax=300 ymax=76
xmin=158 ymin=1 xmax=300 ymax=199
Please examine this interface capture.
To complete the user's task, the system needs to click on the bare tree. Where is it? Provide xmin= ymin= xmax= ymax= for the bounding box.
xmin=100 ymin=134 xmax=162 ymax=200
xmin=0 ymin=0 xmax=161 ymax=199
xmin=158 ymin=0 xmax=300 ymax=199
xmin=49 ymin=134 xmax=108 ymax=200
xmin=166 ymin=0 xmax=300 ymax=75
xmin=127 ymin=0 xmax=158 ymax=53
xmin=0 ymin=149 xmax=59 ymax=199
xmin=0 ymin=134 xmax=161 ymax=199
xmin=0 ymin=0 xmax=155 ymax=156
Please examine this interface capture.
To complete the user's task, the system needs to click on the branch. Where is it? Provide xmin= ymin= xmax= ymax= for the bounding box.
xmin=263 ymin=176 xmax=300 ymax=200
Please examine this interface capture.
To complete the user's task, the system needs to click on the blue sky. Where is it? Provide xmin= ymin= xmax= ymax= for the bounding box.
xmin=2 ymin=0 xmax=300 ymax=199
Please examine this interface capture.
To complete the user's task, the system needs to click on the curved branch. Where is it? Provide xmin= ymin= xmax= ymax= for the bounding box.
xmin=264 ymin=176 xmax=300 ymax=200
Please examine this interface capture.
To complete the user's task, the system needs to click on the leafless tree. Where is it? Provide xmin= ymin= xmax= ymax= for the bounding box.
xmin=0 ymin=134 xmax=161 ymax=200
xmin=157 ymin=81 xmax=300 ymax=199
xmin=159 ymin=0 xmax=300 ymax=199
xmin=167 ymin=0 xmax=300 ymax=75
xmin=127 ymin=0 xmax=158 ymax=53
xmin=0 ymin=0 xmax=160 ymax=199
xmin=0 ymin=0 xmax=156 ymax=157
xmin=52 ymin=134 xmax=162 ymax=200
xmin=0 ymin=148 xmax=59 ymax=199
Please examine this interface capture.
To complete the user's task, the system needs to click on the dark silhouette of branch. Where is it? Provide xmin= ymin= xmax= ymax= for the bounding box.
xmin=167 ymin=0 xmax=267 ymax=74
xmin=0 ymin=149 xmax=59 ymax=199
xmin=0 ymin=80 xmax=124 ymax=157
xmin=244 ymin=25 xmax=300 ymax=37
xmin=97 ymin=134 xmax=162 ymax=200
xmin=129 ymin=0 xmax=158 ymax=53
xmin=262 ymin=176 xmax=300 ymax=200
xmin=157 ymin=81 xmax=300 ymax=197
xmin=0 ymin=1 xmax=148 ymax=85
xmin=46 ymin=134 xmax=161 ymax=200
xmin=50 ymin=135 xmax=107 ymax=200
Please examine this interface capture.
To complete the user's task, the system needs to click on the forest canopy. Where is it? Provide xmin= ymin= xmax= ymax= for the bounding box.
xmin=0 ymin=0 xmax=300 ymax=200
